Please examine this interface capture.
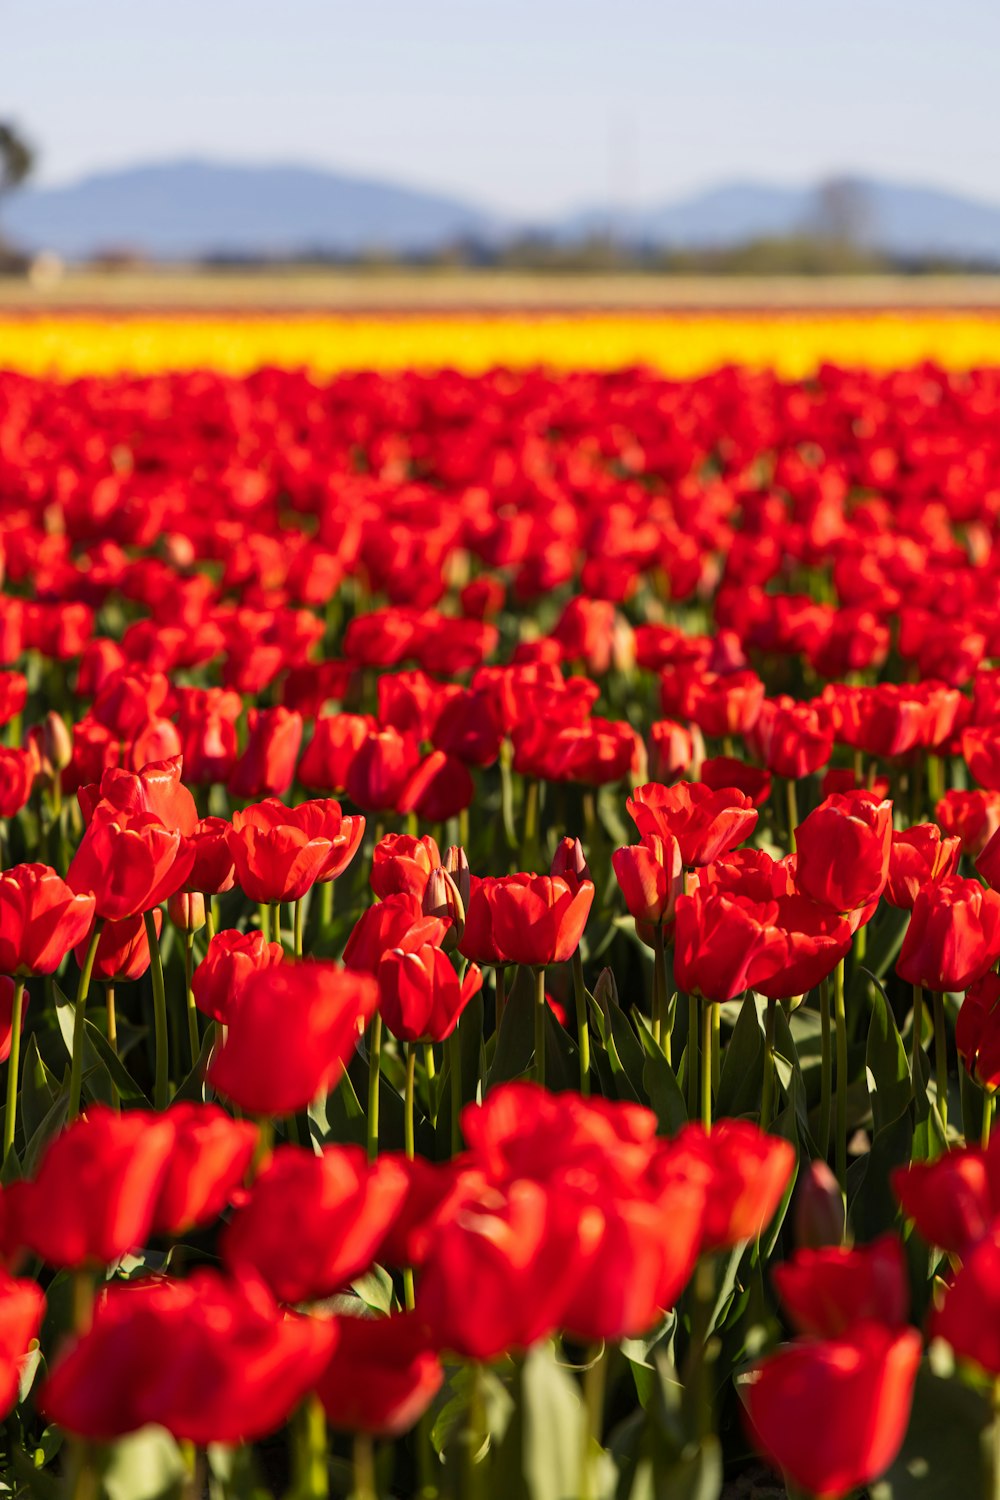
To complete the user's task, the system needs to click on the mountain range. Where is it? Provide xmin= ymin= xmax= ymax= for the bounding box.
xmin=5 ymin=158 xmax=1000 ymax=264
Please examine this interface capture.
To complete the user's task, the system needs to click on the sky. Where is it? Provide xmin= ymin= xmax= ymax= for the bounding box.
xmin=4 ymin=0 xmax=1000 ymax=217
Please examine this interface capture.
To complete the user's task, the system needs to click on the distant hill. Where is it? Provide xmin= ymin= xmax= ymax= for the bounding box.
xmin=2 ymin=159 xmax=512 ymax=260
xmin=561 ymin=177 xmax=1000 ymax=262
xmin=5 ymin=160 xmax=1000 ymax=264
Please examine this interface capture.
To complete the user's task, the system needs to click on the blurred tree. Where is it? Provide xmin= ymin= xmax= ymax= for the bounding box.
xmin=0 ymin=122 xmax=34 ymax=202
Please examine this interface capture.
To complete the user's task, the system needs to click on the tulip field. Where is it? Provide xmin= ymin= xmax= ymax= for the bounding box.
xmin=3 ymin=312 xmax=1000 ymax=1500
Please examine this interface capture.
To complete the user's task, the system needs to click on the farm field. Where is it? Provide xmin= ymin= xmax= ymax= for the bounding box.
xmin=0 ymin=314 xmax=999 ymax=1498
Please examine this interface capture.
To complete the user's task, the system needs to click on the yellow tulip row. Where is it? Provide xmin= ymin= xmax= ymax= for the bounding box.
xmin=4 ymin=311 xmax=1000 ymax=378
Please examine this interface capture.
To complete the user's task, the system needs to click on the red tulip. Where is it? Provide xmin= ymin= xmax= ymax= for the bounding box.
xmin=76 ymin=909 xmax=161 ymax=984
xmin=627 ymin=781 xmax=758 ymax=866
xmin=40 ymin=1270 xmax=336 ymax=1444
xmin=343 ymin=894 xmax=450 ymax=976
xmin=415 ymin=1177 xmax=601 ymax=1361
xmin=773 ymin=1235 xmax=910 ymax=1337
xmin=488 ymin=873 xmax=594 ymax=967
xmin=932 ymin=1229 xmax=1000 ymax=1375
xmin=370 ymin=833 xmax=441 ymax=902
xmin=794 ymin=791 xmax=892 ymax=913
xmin=957 ymin=972 xmax=1000 ymax=1091
xmin=150 ymin=1103 xmax=258 ymax=1236
xmin=378 ymin=943 xmax=482 ymax=1043
xmin=886 ymin=824 xmax=962 ymax=910
xmin=0 ymin=864 xmax=96 ymax=976
xmin=222 ymin=1145 xmax=409 ymax=1303
xmin=673 ymin=886 xmax=787 ymax=1002
xmin=892 ymin=1143 xmax=1000 ymax=1254
xmin=0 ymin=1270 xmax=44 ymax=1419
xmin=206 ymin=961 xmax=378 ymax=1116
xmin=317 ymin=1313 xmax=444 ymax=1437
xmin=675 ymin=1120 xmax=795 ymax=1253
xmin=77 ymin=756 xmax=198 ymax=835
xmin=229 ymin=707 xmax=303 ymax=799
xmin=184 ymin=816 xmax=237 ymax=895
xmin=744 ymin=1324 xmax=921 ymax=1500
xmin=67 ymin=806 xmax=195 ymax=921
xmin=612 ymin=834 xmax=684 ymax=938
xmin=0 ymin=749 xmax=33 ymax=819
xmin=5 ymin=1107 xmax=177 ymax=1268
xmin=897 ymin=876 xmax=1000 ymax=993
xmin=191 ymin=928 xmax=284 ymax=1025
xmin=228 ymin=797 xmax=363 ymax=904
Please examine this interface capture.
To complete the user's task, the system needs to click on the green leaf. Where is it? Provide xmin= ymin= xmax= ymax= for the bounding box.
xmin=487 ymin=967 xmax=536 ymax=1089
xmin=101 ymin=1427 xmax=186 ymax=1500
xmin=635 ymin=1017 xmax=687 ymax=1135
xmin=521 ymin=1342 xmax=584 ymax=1500
xmin=848 ymin=1110 xmax=913 ymax=1241
xmin=866 ymin=975 xmax=912 ymax=1134
xmin=171 ymin=1023 xmax=217 ymax=1105
xmin=84 ymin=1021 xmax=148 ymax=1105
xmin=716 ymin=995 xmax=764 ymax=1119
xmin=20 ymin=1033 xmax=58 ymax=1145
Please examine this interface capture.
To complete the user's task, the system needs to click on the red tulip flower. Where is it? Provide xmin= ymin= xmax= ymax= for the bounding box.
xmin=773 ymin=1234 xmax=910 ymax=1338
xmin=5 ymin=1106 xmax=177 ymax=1268
xmin=957 ymin=972 xmax=1000 ymax=1091
xmin=378 ymin=943 xmax=483 ymax=1043
xmin=0 ymin=863 xmax=96 ymax=976
xmin=744 ymin=1324 xmax=921 ymax=1500
xmin=488 ymin=873 xmax=594 ymax=967
xmin=67 ymin=806 xmax=195 ymax=921
xmin=0 ymin=1270 xmax=44 ymax=1419
xmin=206 ymin=961 xmax=378 ymax=1117
xmin=370 ymin=833 xmax=441 ymax=902
xmin=317 ymin=1313 xmax=444 ymax=1437
xmin=192 ymin=928 xmax=285 ymax=1026
xmin=897 ymin=876 xmax=1000 ymax=993
xmin=627 ymin=781 xmax=758 ymax=867
xmin=794 ymin=791 xmax=892 ymax=913
xmin=222 ymin=1145 xmax=409 ymax=1303
xmin=229 ymin=707 xmax=303 ymax=800
xmin=612 ymin=834 xmax=684 ymax=941
xmin=886 ymin=824 xmax=962 ymax=910
xmin=40 ymin=1270 xmax=336 ymax=1445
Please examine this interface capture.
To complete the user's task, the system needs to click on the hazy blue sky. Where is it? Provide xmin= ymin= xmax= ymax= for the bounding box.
xmin=5 ymin=0 xmax=1000 ymax=215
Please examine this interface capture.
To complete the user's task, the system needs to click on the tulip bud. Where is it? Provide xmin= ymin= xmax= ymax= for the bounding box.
xmin=423 ymin=869 xmax=465 ymax=948
xmin=168 ymin=891 xmax=206 ymax=933
xmin=793 ymin=1160 xmax=846 ymax=1251
xmin=592 ymin=966 xmax=619 ymax=1013
xmin=550 ymin=837 xmax=591 ymax=888
xmin=443 ymin=846 xmax=471 ymax=912
xmin=43 ymin=712 xmax=74 ymax=773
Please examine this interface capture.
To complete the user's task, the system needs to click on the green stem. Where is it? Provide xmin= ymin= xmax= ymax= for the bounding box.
xmin=424 ymin=1043 xmax=438 ymax=1126
xmin=258 ymin=902 xmax=270 ymax=942
xmin=711 ymin=1001 xmax=721 ymax=1094
xmin=293 ymin=1396 xmax=329 ymax=1500
xmin=580 ymin=1344 xmax=606 ymax=1500
xmin=534 ymin=967 xmax=546 ymax=1087
xmin=834 ymin=958 xmax=848 ymax=1200
xmin=404 ymin=1043 xmax=416 ymax=1160
xmin=571 ymin=948 xmax=590 ymax=1096
xmin=687 ymin=992 xmax=699 ymax=1121
xmin=818 ymin=977 xmax=832 ymax=1160
xmin=2 ymin=980 xmax=24 ymax=1160
xmin=984 ymin=1093 xmax=995 ymax=1152
xmin=934 ymin=990 xmax=949 ymax=1135
xmin=184 ymin=930 xmax=199 ymax=1071
xmin=144 ymin=910 xmax=170 ymax=1112
xmin=522 ymin=778 xmax=539 ymax=860
xmin=352 ymin=1431 xmax=377 ymax=1500
xmin=652 ymin=922 xmax=667 ymax=1056
xmin=461 ymin=1362 xmax=485 ymax=1500
xmin=319 ymin=878 xmax=334 ymax=931
xmin=205 ymin=900 xmax=216 ymax=942
xmin=448 ymin=1027 xmax=462 ymax=1157
xmin=294 ymin=898 xmax=304 ymax=958
xmin=494 ymin=966 xmax=506 ymax=1036
xmin=366 ymin=1014 xmax=382 ymax=1164
xmin=760 ymin=996 xmax=777 ymax=1132
xmin=785 ymin=777 xmax=799 ymax=853
xmin=68 ymin=922 xmax=102 ymax=1122
xmin=700 ymin=1001 xmax=713 ymax=1132
xmin=912 ymin=982 xmax=926 ymax=1108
